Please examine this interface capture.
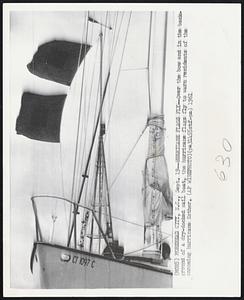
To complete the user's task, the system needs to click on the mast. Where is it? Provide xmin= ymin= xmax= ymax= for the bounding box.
xmin=89 ymin=31 xmax=114 ymax=254
xmin=142 ymin=11 xmax=172 ymax=260
xmin=161 ymin=12 xmax=168 ymax=114
xmin=98 ymin=31 xmax=103 ymax=253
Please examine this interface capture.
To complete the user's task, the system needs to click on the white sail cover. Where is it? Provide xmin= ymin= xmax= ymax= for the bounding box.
xmin=143 ymin=115 xmax=172 ymax=227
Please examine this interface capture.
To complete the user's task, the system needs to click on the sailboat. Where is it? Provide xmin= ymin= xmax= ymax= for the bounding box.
xmin=15 ymin=11 xmax=173 ymax=288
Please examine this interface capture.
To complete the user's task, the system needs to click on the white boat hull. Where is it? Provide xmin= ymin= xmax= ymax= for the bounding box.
xmin=34 ymin=242 xmax=173 ymax=288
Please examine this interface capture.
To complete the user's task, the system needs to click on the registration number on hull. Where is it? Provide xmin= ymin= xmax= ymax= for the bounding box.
xmin=60 ymin=253 xmax=95 ymax=268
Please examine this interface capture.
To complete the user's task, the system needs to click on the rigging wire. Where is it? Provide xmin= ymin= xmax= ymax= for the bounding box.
xmin=70 ymin=12 xmax=89 ymax=201
xmin=79 ymin=43 xmax=99 ymax=186
xmin=124 ymin=235 xmax=169 ymax=256
xmin=99 ymin=210 xmax=171 ymax=237
xmin=106 ymin=12 xmax=119 ymax=196
xmin=110 ymin=12 xmax=125 ymax=64
xmin=147 ymin=11 xmax=153 ymax=115
xmin=31 ymin=13 xmax=39 ymax=196
xmin=50 ymin=144 xmax=61 ymax=242
xmin=120 ymin=67 xmax=148 ymax=71
xmin=72 ymin=12 xmax=93 ymax=199
xmin=79 ymin=12 xmax=109 ymax=195
xmin=72 ymin=16 xmax=101 ymax=242
xmin=74 ymin=42 xmax=101 ymax=195
xmin=110 ymin=12 xmax=119 ymax=60
xmin=77 ymin=26 xmax=98 ymax=198
xmin=59 ymin=143 xmax=69 ymax=227
xmin=105 ymin=12 xmax=132 ymax=140
xmin=103 ymin=11 xmax=122 ymax=183
xmin=80 ymin=50 xmax=101 ymax=236
xmin=68 ymin=12 xmax=90 ymax=236
xmin=161 ymin=11 xmax=168 ymax=114
xmin=74 ymin=17 xmax=95 ymax=201
xmin=102 ymin=11 xmax=109 ymax=48
xmin=109 ymin=125 xmax=147 ymax=190
xmin=59 ymin=145 xmax=65 ymax=198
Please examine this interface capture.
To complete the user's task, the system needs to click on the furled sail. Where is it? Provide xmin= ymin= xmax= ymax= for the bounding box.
xmin=142 ymin=114 xmax=172 ymax=258
xmin=16 ymin=92 xmax=66 ymax=143
xmin=143 ymin=115 xmax=172 ymax=226
xmin=27 ymin=40 xmax=91 ymax=86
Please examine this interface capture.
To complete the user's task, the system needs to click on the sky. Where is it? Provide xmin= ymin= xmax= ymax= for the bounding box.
xmin=9 ymin=10 xmax=175 ymax=288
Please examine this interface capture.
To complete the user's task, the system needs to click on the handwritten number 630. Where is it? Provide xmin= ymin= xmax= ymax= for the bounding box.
xmin=214 ymin=138 xmax=232 ymax=182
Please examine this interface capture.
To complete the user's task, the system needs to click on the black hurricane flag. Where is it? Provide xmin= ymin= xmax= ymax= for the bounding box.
xmin=27 ymin=40 xmax=91 ymax=86
xmin=16 ymin=92 xmax=66 ymax=143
